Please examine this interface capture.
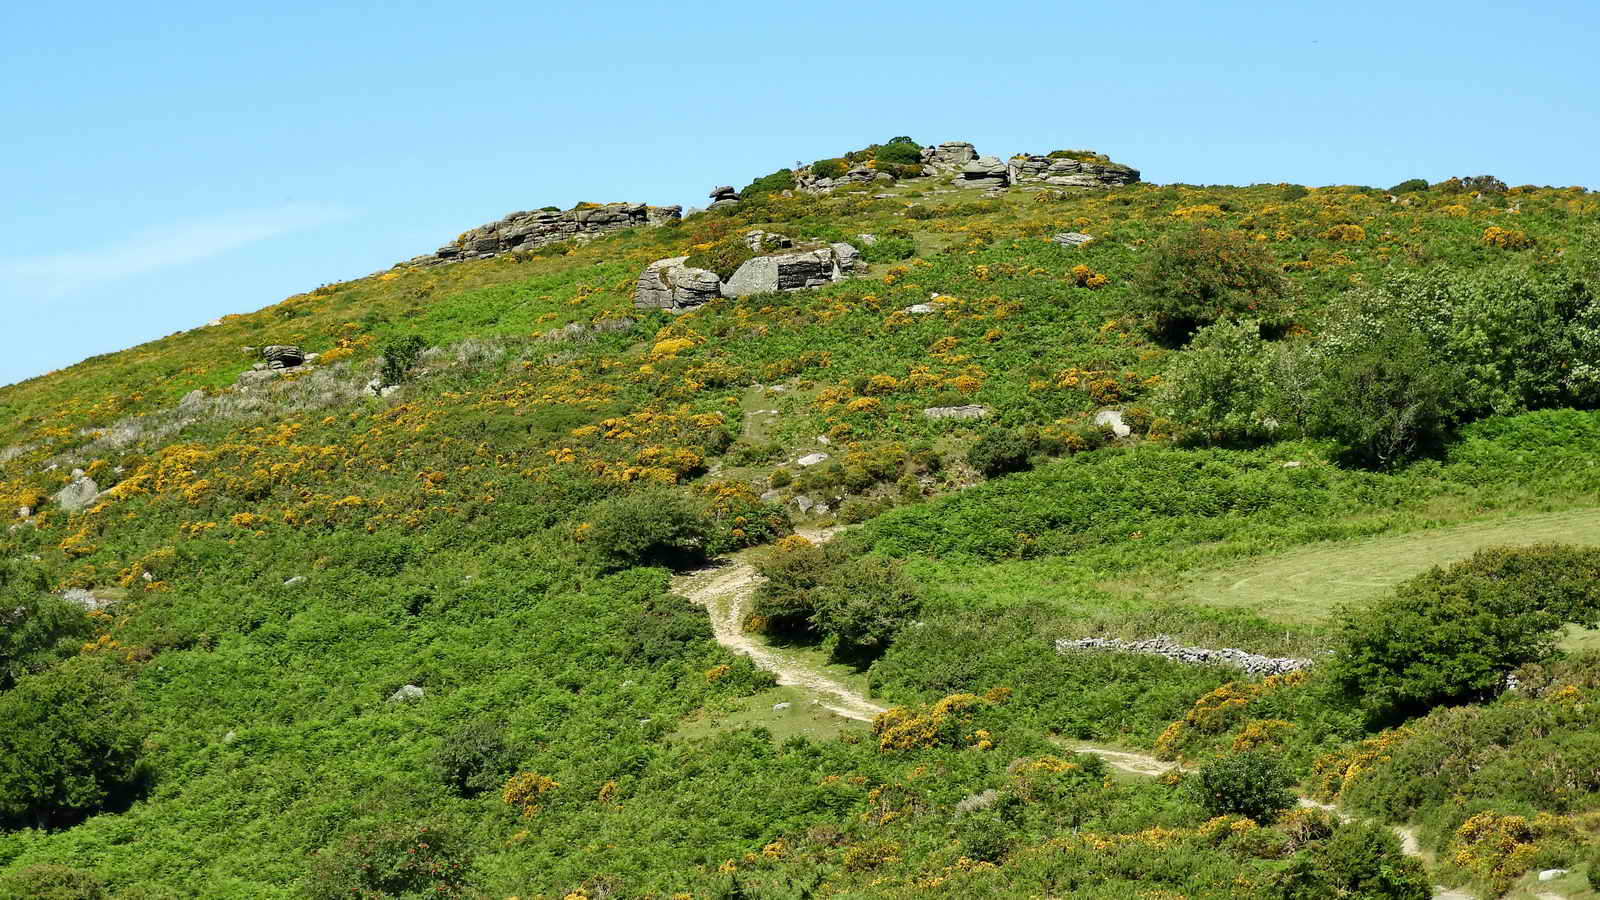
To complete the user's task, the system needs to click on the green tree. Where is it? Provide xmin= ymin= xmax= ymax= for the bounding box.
xmin=1153 ymin=319 xmax=1276 ymax=444
xmin=1132 ymin=227 xmax=1291 ymax=341
xmin=0 ymin=657 xmax=143 ymax=828
xmin=1306 ymin=324 xmax=1463 ymax=467
xmin=0 ymin=584 xmax=93 ymax=690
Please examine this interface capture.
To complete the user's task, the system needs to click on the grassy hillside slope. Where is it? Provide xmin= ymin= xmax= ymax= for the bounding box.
xmin=2 ymin=143 xmax=1599 ymax=898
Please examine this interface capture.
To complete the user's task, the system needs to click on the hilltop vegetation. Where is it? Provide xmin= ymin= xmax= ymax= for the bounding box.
xmin=1 ymin=138 xmax=1599 ymax=898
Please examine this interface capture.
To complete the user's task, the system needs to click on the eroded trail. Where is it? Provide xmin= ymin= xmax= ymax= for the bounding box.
xmin=674 ymin=528 xmax=887 ymax=723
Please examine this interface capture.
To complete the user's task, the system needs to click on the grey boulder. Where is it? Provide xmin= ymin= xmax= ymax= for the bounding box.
xmin=54 ymin=476 xmax=100 ymax=512
xmin=924 ymin=405 xmax=991 ymax=420
xmin=634 ymin=256 xmax=722 ymax=311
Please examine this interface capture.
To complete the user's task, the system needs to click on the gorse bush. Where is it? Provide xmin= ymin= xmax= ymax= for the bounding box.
xmin=1389 ymin=178 xmax=1429 ymax=194
xmin=739 ymin=167 xmax=795 ymax=199
xmin=683 ymin=233 xmax=757 ymax=281
xmin=811 ymin=158 xmax=849 ymax=179
xmin=1330 ymin=543 xmax=1600 ymax=724
xmin=1132 ymin=227 xmax=1291 ymax=341
xmin=872 ymin=138 xmax=923 ymax=167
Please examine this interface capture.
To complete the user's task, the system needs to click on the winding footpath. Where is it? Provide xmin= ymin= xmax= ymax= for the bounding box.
xmin=674 ymin=528 xmax=886 ymax=722
xmin=674 ymin=531 xmax=1532 ymax=900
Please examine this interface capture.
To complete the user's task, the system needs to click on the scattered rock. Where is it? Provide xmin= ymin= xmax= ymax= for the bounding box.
xmin=760 ymin=489 xmax=781 ymax=503
xmin=1537 ymin=869 xmax=1568 ymax=881
xmin=796 ymin=452 xmax=830 ymax=467
xmin=1056 ymin=635 xmax=1313 ymax=677
xmin=855 ymin=233 xmax=878 ymax=246
xmin=262 ymin=345 xmax=306 ymax=369
xmin=902 ymin=303 xmax=937 ymax=314
xmin=1094 ymin=410 xmax=1132 ymax=438
xmin=283 ymin=575 xmax=306 ymax=587
xmin=591 ymin=317 xmax=635 ymax=333
xmin=956 ymin=789 xmax=999 ymax=815
xmin=388 ymin=684 xmax=425 ymax=703
xmin=206 ymin=318 xmax=224 ymax=327
xmin=793 ymin=495 xmax=815 ymax=513
xmin=1052 ymin=232 xmax=1094 ymax=247
xmin=54 ymin=475 xmax=100 ymax=512
xmin=1281 ymin=461 xmax=1303 ymax=469
xmin=816 ymin=435 xmax=831 ymax=445
xmin=772 ymin=702 xmax=791 ymax=711
xmin=16 ymin=506 xmax=31 ymax=518
xmin=178 ymin=389 xmax=206 ymax=411
xmin=633 ymin=256 xmax=722 ymax=311
xmin=59 ymin=588 xmax=109 ymax=612
xmin=1009 ymin=154 xmax=1140 ymax=188
xmin=365 ymin=378 xmax=400 ymax=398
xmin=742 ymin=229 xmax=793 ymax=251
xmin=236 ymin=369 xmax=281 ymax=389
xmin=924 ymin=405 xmax=990 ymax=420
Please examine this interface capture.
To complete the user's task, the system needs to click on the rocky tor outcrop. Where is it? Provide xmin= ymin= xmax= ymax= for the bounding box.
xmin=1009 ymin=154 xmax=1140 ymax=188
xmin=634 ymin=240 xmax=864 ymax=310
xmin=399 ymin=201 xmax=682 ymax=268
xmin=921 ymin=141 xmax=978 ymax=174
xmin=958 ymin=156 xmax=1010 ymax=189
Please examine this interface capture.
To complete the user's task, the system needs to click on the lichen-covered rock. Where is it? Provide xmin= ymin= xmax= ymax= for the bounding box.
xmin=402 ymin=201 xmax=682 ymax=268
xmin=921 ymin=141 xmax=978 ymax=174
xmin=1094 ymin=410 xmax=1132 ymax=438
xmin=634 ymin=257 xmax=722 ymax=311
xmin=1009 ymin=155 xmax=1140 ymax=188
xmin=924 ymin=405 xmax=991 ymax=420
xmin=261 ymin=345 xmax=305 ymax=369
xmin=958 ymin=156 xmax=1009 ymax=189
xmin=720 ymin=244 xmax=863 ymax=298
xmin=54 ymin=475 xmax=100 ymax=512
xmin=1052 ymin=232 xmax=1094 ymax=247
xmin=796 ymin=166 xmax=889 ymax=194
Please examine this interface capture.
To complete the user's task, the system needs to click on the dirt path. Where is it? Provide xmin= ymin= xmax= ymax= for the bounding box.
xmin=674 ymin=528 xmax=887 ymax=723
xmin=678 ymin=532 xmax=1528 ymax=900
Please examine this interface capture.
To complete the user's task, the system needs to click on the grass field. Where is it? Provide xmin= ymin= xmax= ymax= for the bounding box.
xmin=1116 ymin=506 xmax=1600 ymax=646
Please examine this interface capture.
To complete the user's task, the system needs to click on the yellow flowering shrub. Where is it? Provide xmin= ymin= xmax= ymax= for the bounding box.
xmin=1319 ymin=223 xmax=1366 ymax=242
xmin=1172 ymin=204 xmax=1225 ymax=220
xmin=1071 ymin=264 xmax=1109 ymax=289
xmin=1482 ymin=225 xmax=1531 ymax=249
xmin=502 ymin=772 xmax=559 ymax=819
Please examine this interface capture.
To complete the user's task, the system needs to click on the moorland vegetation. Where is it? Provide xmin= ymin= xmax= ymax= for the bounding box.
xmin=1 ymin=137 xmax=1599 ymax=898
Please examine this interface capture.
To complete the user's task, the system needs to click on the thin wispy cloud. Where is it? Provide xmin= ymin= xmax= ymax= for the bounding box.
xmin=0 ymin=205 xmax=351 ymax=298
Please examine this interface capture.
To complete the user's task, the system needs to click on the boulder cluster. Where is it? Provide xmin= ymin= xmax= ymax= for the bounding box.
xmin=398 ymin=202 xmax=682 ymax=268
xmin=791 ymin=141 xmax=1139 ymax=194
xmin=1055 ymin=635 xmax=1314 ymax=677
xmin=237 ymin=344 xmax=315 ymax=389
xmin=1008 ymin=154 xmax=1140 ymax=188
xmin=635 ymin=231 xmax=865 ymax=312
xmin=708 ymin=186 xmax=739 ymax=209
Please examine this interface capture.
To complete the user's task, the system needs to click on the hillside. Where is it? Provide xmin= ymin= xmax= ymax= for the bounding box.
xmin=3 ymin=137 xmax=1600 ymax=899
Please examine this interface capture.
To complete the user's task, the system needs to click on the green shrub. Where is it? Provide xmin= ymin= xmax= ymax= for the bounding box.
xmin=378 ymin=334 xmax=428 ymax=388
xmin=811 ymin=158 xmax=849 ymax=179
xmin=1280 ymin=184 xmax=1310 ymax=200
xmin=0 ymin=865 xmax=107 ymax=900
xmin=1389 ymin=178 xmax=1429 ymax=194
xmin=874 ymin=138 xmax=923 ymax=166
xmin=967 ymin=427 xmax=1039 ymax=478
xmin=769 ymin=467 xmax=792 ymax=488
xmin=1190 ymin=751 xmax=1296 ymax=822
xmin=587 ymin=487 xmax=713 ymax=570
xmin=0 ymin=657 xmax=143 ymax=828
xmin=740 ymin=168 xmax=796 ymax=199
xmin=432 ymin=720 xmax=518 ymax=797
xmin=1331 ymin=544 xmax=1600 ymax=724
xmin=1154 ymin=319 xmax=1276 ymax=444
xmin=305 ymin=822 xmax=472 ymax=899
xmin=1131 ymin=227 xmax=1291 ymax=341
xmin=1588 ymin=843 xmax=1600 ymax=891
xmin=1047 ymin=149 xmax=1112 ymax=163
xmin=683 ymin=234 xmax=757 ymax=282
xmin=860 ymin=235 xmax=916 ymax=264
xmin=1315 ymin=822 xmax=1430 ymax=899
xmin=0 ymin=589 xmax=93 ymax=690
xmin=1307 ymin=323 xmax=1463 ymax=467
xmin=752 ymin=539 xmax=921 ymax=652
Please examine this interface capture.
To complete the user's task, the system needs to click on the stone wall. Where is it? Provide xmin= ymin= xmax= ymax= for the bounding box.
xmin=1056 ymin=635 xmax=1313 ymax=677
xmin=398 ymin=201 xmax=681 ymax=268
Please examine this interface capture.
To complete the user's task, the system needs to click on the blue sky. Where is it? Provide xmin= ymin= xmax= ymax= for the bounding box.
xmin=2 ymin=0 xmax=1596 ymax=387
